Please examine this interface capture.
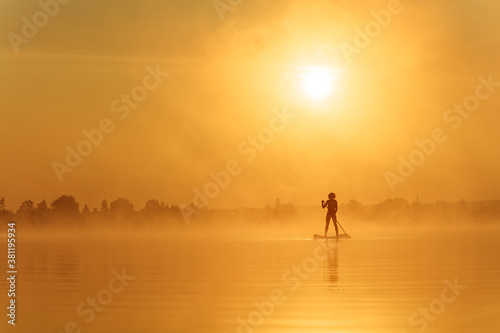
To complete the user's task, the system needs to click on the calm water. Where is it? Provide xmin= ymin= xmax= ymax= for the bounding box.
xmin=3 ymin=228 xmax=500 ymax=333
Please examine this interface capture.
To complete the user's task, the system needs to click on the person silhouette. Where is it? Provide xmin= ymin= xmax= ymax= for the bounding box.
xmin=322 ymin=193 xmax=338 ymax=237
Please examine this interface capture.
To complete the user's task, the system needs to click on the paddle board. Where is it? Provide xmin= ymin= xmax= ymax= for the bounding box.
xmin=314 ymin=234 xmax=351 ymax=240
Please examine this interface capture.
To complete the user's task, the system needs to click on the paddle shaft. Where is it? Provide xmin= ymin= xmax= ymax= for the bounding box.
xmin=336 ymin=219 xmax=349 ymax=235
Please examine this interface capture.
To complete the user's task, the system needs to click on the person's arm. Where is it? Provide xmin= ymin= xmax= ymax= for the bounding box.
xmin=333 ymin=200 xmax=338 ymax=213
xmin=322 ymin=200 xmax=327 ymax=209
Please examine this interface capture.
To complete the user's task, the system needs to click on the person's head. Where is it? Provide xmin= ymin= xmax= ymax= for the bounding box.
xmin=328 ymin=193 xmax=336 ymax=199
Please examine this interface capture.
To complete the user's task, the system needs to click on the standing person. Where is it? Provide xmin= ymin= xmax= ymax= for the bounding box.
xmin=322 ymin=193 xmax=338 ymax=237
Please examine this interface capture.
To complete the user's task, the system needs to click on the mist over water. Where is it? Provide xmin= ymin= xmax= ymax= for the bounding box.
xmin=2 ymin=195 xmax=499 ymax=333
xmin=1 ymin=221 xmax=498 ymax=333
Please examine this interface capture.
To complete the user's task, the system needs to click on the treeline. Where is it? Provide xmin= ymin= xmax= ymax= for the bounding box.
xmin=0 ymin=195 xmax=498 ymax=228
xmin=0 ymin=195 xmax=296 ymax=228
xmin=340 ymin=197 xmax=500 ymax=224
xmin=0 ymin=195 xmax=184 ymax=227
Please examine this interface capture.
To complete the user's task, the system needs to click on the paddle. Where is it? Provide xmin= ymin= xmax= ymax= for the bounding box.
xmin=336 ymin=219 xmax=352 ymax=238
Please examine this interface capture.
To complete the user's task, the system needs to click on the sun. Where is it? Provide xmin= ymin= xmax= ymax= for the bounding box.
xmin=301 ymin=67 xmax=336 ymax=100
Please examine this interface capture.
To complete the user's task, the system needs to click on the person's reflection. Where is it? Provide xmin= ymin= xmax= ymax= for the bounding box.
xmin=323 ymin=240 xmax=339 ymax=289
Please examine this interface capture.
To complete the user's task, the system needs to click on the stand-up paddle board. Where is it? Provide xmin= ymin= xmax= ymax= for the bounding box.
xmin=314 ymin=234 xmax=351 ymax=240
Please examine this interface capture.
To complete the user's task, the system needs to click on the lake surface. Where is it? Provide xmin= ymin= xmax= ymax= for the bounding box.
xmin=4 ymin=227 xmax=500 ymax=333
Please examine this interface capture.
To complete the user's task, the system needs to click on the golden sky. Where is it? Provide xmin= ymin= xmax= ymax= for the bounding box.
xmin=1 ymin=0 xmax=500 ymax=210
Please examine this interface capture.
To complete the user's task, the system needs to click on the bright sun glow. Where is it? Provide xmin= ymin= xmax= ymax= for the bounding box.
xmin=301 ymin=67 xmax=336 ymax=100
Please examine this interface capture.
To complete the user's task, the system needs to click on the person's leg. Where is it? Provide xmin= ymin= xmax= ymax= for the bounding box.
xmin=325 ymin=214 xmax=330 ymax=236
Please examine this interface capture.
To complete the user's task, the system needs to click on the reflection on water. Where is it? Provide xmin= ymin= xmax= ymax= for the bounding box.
xmin=4 ymin=229 xmax=500 ymax=333
xmin=324 ymin=240 xmax=339 ymax=287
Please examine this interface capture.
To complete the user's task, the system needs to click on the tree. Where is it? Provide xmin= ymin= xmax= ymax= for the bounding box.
xmin=51 ymin=195 xmax=80 ymax=218
xmin=36 ymin=200 xmax=48 ymax=212
xmin=82 ymin=204 xmax=91 ymax=215
xmin=345 ymin=199 xmax=364 ymax=211
xmin=17 ymin=200 xmax=35 ymax=215
xmin=343 ymin=199 xmax=366 ymax=219
xmin=144 ymin=199 xmax=162 ymax=213
xmin=0 ymin=197 xmax=13 ymax=219
xmin=275 ymin=198 xmax=281 ymax=208
xmin=110 ymin=198 xmax=134 ymax=216
xmin=34 ymin=199 xmax=50 ymax=222
xmin=100 ymin=199 xmax=109 ymax=213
